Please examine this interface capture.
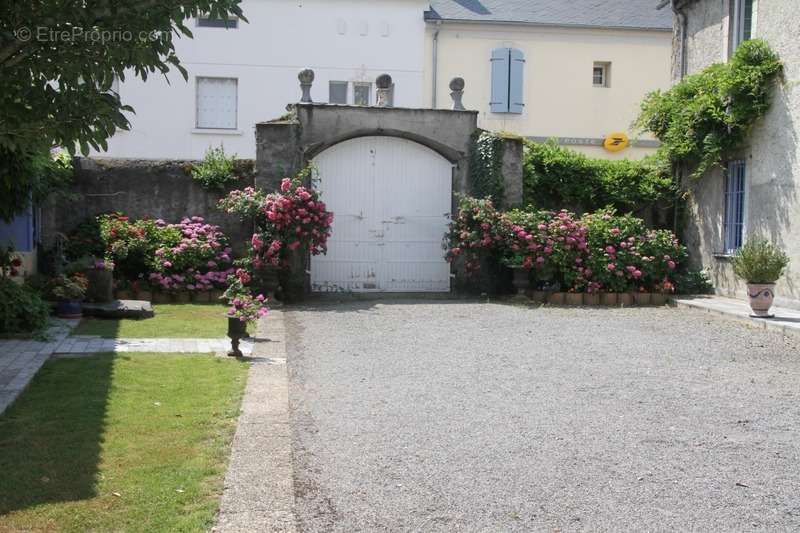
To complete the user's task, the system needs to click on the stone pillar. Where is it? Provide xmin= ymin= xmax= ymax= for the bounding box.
xmin=450 ymin=77 xmax=466 ymax=111
xmin=298 ymin=69 xmax=314 ymax=103
xmin=375 ymin=74 xmax=393 ymax=108
xmin=500 ymin=136 xmax=524 ymax=207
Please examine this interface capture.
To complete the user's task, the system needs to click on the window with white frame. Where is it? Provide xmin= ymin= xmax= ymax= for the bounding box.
xmin=329 ymin=81 xmax=348 ymax=104
xmin=490 ymin=47 xmax=525 ymax=114
xmin=196 ymin=77 xmax=238 ymax=129
xmin=593 ymin=62 xmax=611 ymax=88
xmin=724 ymin=160 xmax=746 ymax=253
xmin=353 ymin=82 xmax=371 ymax=106
xmin=730 ymin=0 xmax=754 ymax=51
xmin=197 ymin=14 xmax=239 ymax=28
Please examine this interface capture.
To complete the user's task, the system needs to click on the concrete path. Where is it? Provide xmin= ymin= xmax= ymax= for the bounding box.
xmin=286 ymin=301 xmax=800 ymax=532
xmin=215 ymin=310 xmax=296 ymax=533
xmin=673 ymin=295 xmax=800 ymax=338
xmin=51 ymin=336 xmax=254 ymax=356
xmin=0 ymin=319 xmax=78 ymax=415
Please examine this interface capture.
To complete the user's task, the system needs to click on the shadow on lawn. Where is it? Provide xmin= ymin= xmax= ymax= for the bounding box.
xmin=0 ymin=354 xmax=114 ymax=515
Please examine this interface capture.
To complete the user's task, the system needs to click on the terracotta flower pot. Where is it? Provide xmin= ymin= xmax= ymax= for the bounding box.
xmin=153 ymin=291 xmax=171 ymax=304
xmin=634 ymin=292 xmax=652 ymax=306
xmin=619 ymin=293 xmax=634 ymax=307
xmin=583 ymin=293 xmax=600 ymax=306
xmin=193 ymin=291 xmax=211 ymax=304
xmin=601 ymin=293 xmax=618 ymax=306
xmin=531 ymin=291 xmax=548 ymax=304
xmin=547 ymin=292 xmax=566 ymax=305
xmin=137 ymin=290 xmax=153 ymax=303
xmin=747 ymin=283 xmax=776 ymax=318
xmin=651 ymin=293 xmax=668 ymax=306
xmin=565 ymin=292 xmax=583 ymax=306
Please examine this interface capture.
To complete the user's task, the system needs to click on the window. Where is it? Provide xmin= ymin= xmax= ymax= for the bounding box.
xmin=329 ymin=81 xmax=348 ymax=104
xmin=353 ymin=83 xmax=371 ymax=106
xmin=196 ymin=77 xmax=238 ymax=129
xmin=197 ymin=14 xmax=238 ymax=28
xmin=730 ymin=0 xmax=754 ymax=51
xmin=724 ymin=160 xmax=746 ymax=253
xmin=490 ymin=48 xmax=525 ymax=114
xmin=593 ymin=62 xmax=611 ymax=88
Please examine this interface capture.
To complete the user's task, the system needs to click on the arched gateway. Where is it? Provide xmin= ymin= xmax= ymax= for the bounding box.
xmin=255 ymin=101 xmax=521 ymax=294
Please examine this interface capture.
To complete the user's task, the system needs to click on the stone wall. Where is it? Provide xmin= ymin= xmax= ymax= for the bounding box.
xmin=41 ymin=158 xmax=255 ymax=252
xmin=677 ymin=0 xmax=800 ymax=309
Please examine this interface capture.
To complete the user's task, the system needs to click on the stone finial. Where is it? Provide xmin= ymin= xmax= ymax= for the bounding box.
xmin=375 ymin=74 xmax=393 ymax=108
xmin=449 ymin=77 xmax=466 ymax=111
xmin=298 ymin=69 xmax=315 ymax=103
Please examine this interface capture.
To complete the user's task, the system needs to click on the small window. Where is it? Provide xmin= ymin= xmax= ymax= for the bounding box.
xmin=329 ymin=81 xmax=348 ymax=104
xmin=197 ymin=14 xmax=239 ymax=28
xmin=724 ymin=160 xmax=747 ymax=253
xmin=353 ymin=83 xmax=371 ymax=106
xmin=593 ymin=62 xmax=611 ymax=87
xmin=490 ymin=48 xmax=525 ymax=114
xmin=730 ymin=0 xmax=754 ymax=51
xmin=196 ymin=77 xmax=238 ymax=129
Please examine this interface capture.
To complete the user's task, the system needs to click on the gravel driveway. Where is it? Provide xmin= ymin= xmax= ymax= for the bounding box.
xmin=286 ymin=301 xmax=800 ymax=532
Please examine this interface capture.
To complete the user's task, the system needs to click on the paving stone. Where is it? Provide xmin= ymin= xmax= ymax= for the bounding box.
xmin=82 ymin=300 xmax=155 ymax=319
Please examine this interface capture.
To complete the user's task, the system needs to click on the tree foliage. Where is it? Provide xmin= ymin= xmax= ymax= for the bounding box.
xmin=636 ymin=39 xmax=782 ymax=178
xmin=0 ymin=0 xmax=245 ymax=218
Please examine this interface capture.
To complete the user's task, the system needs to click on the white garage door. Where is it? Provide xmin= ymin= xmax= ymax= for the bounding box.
xmin=311 ymin=136 xmax=452 ymax=293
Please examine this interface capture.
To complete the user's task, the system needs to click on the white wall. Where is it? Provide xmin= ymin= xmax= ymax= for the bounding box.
xmin=99 ymin=0 xmax=428 ymax=160
xmin=424 ymin=23 xmax=673 ymax=160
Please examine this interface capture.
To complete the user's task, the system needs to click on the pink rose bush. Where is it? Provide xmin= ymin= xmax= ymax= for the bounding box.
xmin=220 ymin=176 xmax=334 ymax=270
xmin=148 ymin=217 xmax=235 ymax=292
xmin=446 ymin=197 xmax=688 ymax=293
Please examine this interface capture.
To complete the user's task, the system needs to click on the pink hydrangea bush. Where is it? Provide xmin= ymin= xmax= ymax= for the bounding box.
xmin=445 ymin=196 xmax=505 ymax=274
xmin=148 ymin=217 xmax=235 ymax=292
xmin=220 ymin=176 xmax=334 ymax=270
xmin=223 ymin=270 xmax=268 ymax=323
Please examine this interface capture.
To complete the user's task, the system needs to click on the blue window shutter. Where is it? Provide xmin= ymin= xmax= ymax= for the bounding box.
xmin=0 ymin=207 xmax=34 ymax=252
xmin=490 ymin=48 xmax=510 ymax=113
xmin=508 ymin=48 xmax=525 ymax=114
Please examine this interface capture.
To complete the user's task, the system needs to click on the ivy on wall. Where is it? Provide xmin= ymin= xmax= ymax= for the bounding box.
xmin=523 ymin=140 xmax=676 ymax=214
xmin=468 ymin=131 xmax=506 ymax=207
xmin=637 ymin=39 xmax=782 ymax=178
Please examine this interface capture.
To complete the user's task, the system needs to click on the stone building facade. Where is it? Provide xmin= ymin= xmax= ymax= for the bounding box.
xmin=670 ymin=0 xmax=800 ymax=308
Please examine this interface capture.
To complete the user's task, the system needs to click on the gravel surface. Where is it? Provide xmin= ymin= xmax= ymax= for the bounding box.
xmin=286 ymin=301 xmax=800 ymax=532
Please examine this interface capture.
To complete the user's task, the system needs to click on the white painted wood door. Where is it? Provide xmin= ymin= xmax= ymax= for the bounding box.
xmin=311 ymin=136 xmax=452 ymax=292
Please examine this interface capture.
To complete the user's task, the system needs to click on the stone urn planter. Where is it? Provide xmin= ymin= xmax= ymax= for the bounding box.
xmin=746 ymin=283 xmax=776 ymax=318
xmin=56 ymin=300 xmax=83 ymax=319
xmin=227 ymin=317 xmax=247 ymax=358
xmin=86 ymin=268 xmax=114 ymax=303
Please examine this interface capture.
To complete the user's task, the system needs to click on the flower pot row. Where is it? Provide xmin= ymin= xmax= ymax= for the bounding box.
xmin=114 ymin=289 xmax=225 ymax=304
xmin=528 ymin=291 xmax=670 ymax=307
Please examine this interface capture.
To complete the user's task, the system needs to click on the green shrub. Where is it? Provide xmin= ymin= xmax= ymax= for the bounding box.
xmin=637 ymin=40 xmax=782 ymax=177
xmin=673 ymin=269 xmax=715 ymax=295
xmin=191 ymin=146 xmax=237 ymax=191
xmin=0 ymin=279 xmax=50 ymax=336
xmin=523 ymin=140 xmax=675 ymax=213
xmin=732 ymin=240 xmax=789 ymax=283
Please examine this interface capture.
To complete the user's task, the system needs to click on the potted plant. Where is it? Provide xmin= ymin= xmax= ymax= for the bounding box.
xmin=223 ymin=272 xmax=268 ymax=357
xmin=51 ymin=273 xmax=89 ymax=318
xmin=732 ymin=239 xmax=790 ymax=318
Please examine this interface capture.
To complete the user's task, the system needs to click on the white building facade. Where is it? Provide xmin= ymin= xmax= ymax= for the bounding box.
xmin=102 ymin=0 xmax=429 ymax=160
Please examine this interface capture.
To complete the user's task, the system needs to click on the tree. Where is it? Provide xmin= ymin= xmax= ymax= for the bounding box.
xmin=0 ymin=0 xmax=245 ymax=220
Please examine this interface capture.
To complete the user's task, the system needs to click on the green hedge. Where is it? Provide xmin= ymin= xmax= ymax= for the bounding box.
xmin=523 ymin=140 xmax=676 ymax=213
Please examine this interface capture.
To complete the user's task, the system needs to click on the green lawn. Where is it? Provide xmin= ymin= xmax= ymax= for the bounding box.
xmin=0 ymin=353 xmax=248 ymax=533
xmin=72 ymin=304 xmax=250 ymax=339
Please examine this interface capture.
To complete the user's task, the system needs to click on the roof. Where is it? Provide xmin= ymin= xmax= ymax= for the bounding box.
xmin=425 ymin=0 xmax=674 ymax=31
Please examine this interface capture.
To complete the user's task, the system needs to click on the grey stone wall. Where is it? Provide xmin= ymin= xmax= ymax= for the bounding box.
xmin=42 ymin=158 xmax=255 ymax=252
xmin=677 ymin=0 xmax=800 ymax=308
